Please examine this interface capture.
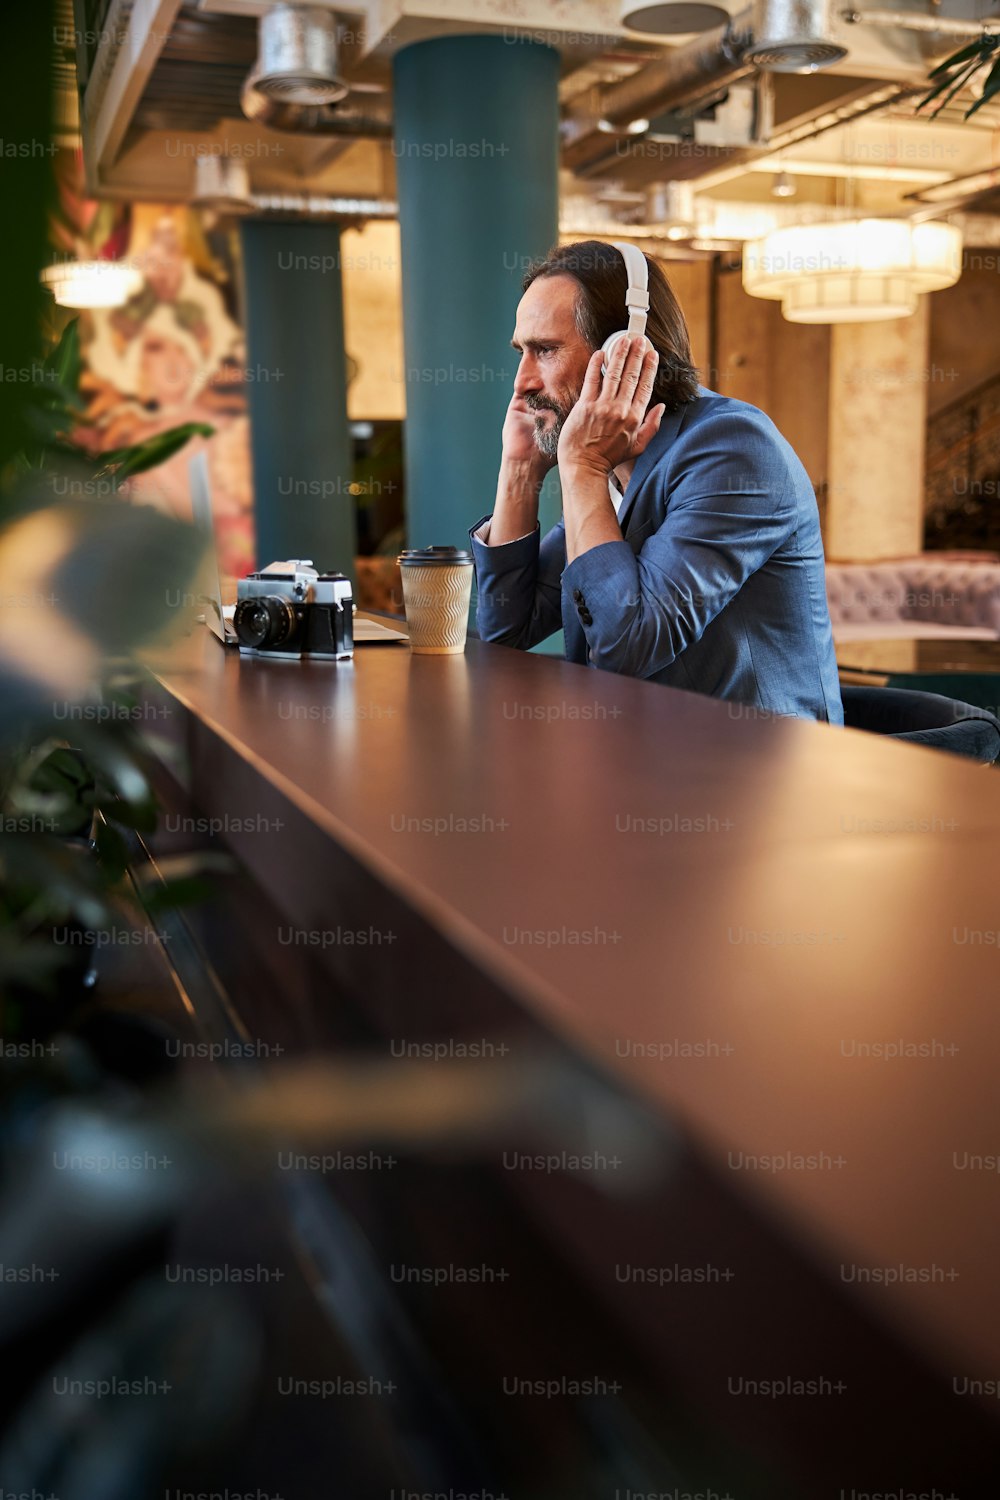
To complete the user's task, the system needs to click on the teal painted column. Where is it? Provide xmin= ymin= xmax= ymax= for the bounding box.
xmin=392 ymin=36 xmax=560 ymax=550
xmin=239 ymin=219 xmax=356 ymax=579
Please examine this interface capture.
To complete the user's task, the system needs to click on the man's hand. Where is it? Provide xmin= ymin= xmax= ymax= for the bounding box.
xmin=501 ymin=392 xmax=555 ymax=476
xmin=487 ymin=393 xmax=551 ymax=546
xmin=557 ymin=336 xmax=665 ymax=477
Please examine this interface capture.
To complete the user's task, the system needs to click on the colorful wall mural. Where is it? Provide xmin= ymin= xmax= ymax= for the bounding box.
xmin=52 ymin=154 xmax=256 ymax=583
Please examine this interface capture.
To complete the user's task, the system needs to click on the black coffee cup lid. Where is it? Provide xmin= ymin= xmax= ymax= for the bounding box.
xmin=398 ymin=545 xmax=473 ymax=566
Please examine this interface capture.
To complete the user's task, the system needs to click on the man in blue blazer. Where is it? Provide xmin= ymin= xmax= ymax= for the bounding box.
xmin=469 ymin=240 xmax=843 ymax=725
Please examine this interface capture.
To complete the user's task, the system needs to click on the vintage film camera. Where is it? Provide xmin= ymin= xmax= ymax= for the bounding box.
xmin=233 ymin=560 xmax=353 ymax=660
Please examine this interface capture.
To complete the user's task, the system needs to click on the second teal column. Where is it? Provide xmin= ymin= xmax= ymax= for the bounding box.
xmin=240 ymin=219 xmax=355 ymax=579
xmin=392 ymin=36 xmax=561 ymax=550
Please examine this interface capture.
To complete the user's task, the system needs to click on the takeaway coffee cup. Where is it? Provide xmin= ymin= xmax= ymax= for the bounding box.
xmin=397 ymin=546 xmax=475 ymax=654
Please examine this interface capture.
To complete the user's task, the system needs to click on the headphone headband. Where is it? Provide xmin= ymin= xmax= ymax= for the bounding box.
xmin=611 ymin=240 xmax=649 ymax=339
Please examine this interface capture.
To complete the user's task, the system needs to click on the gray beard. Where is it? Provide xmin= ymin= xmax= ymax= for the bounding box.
xmin=533 ymin=414 xmax=563 ymax=459
xmin=525 ymin=395 xmax=568 ymax=460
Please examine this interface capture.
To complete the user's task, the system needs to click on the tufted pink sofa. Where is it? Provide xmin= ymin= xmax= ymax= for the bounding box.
xmin=825 ymin=558 xmax=1000 ymax=641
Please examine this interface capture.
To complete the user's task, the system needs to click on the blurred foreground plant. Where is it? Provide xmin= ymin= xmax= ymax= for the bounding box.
xmin=0 ymin=318 xmax=214 ymax=1032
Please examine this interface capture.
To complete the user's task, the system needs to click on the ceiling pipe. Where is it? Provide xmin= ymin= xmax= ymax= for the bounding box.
xmin=569 ymin=9 xmax=749 ymax=124
xmin=905 ymin=163 xmax=1000 ymax=218
xmin=562 ymin=9 xmax=754 ymax=173
xmin=687 ymin=79 xmax=916 ymax=193
xmin=558 ymin=223 xmax=717 ymax=257
xmin=249 ymin=193 xmax=398 ymax=217
xmin=841 ymin=8 xmax=1000 ymax=34
xmin=598 ymin=8 xmax=754 ymax=119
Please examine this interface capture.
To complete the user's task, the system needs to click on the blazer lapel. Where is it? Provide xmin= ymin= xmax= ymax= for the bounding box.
xmin=616 ymin=399 xmax=691 ymax=537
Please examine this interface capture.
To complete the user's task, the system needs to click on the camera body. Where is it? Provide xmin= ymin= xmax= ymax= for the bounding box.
xmin=234 ymin=560 xmax=353 ymax=660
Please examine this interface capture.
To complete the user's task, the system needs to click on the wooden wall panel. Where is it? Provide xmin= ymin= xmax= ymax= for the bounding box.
xmin=656 ymin=257 xmax=710 ymax=382
xmin=341 ymin=220 xmax=406 ymax=422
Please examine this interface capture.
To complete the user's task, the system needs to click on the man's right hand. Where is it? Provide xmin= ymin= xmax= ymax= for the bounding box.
xmin=487 ymin=396 xmax=552 ymax=546
xmin=501 ymin=395 xmax=555 ymax=475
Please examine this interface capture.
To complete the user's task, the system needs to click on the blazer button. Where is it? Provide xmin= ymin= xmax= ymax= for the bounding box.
xmin=572 ymin=588 xmax=583 ymax=603
xmin=580 ymin=609 xmax=594 ymax=626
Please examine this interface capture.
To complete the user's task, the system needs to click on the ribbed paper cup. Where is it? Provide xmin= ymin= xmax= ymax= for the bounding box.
xmin=397 ymin=546 xmax=475 ymax=654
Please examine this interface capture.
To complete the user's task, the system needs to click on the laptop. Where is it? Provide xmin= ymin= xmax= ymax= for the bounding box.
xmin=187 ymin=452 xmax=409 ymax=647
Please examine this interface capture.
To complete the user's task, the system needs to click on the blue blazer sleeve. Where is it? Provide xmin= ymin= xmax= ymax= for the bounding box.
xmin=469 ymin=515 xmax=566 ymax=650
xmin=561 ymin=409 xmax=799 ymax=679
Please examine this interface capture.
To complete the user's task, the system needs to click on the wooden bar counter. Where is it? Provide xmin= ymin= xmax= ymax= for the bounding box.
xmin=139 ymin=621 xmax=1000 ymax=1496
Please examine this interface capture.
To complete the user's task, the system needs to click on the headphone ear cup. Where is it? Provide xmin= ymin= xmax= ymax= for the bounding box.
xmin=600 ymin=330 xmax=628 ymax=376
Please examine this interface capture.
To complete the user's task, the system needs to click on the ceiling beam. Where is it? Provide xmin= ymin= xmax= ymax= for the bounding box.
xmin=81 ymin=0 xmax=184 ymax=193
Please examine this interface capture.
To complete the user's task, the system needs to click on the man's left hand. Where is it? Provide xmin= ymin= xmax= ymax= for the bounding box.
xmin=557 ymin=336 xmax=665 ymax=476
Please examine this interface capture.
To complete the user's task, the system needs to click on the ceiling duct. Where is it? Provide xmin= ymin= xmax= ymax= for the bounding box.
xmin=742 ymin=0 xmax=848 ymax=72
xmin=647 ymin=180 xmax=698 ymax=236
xmin=255 ymin=5 xmax=347 ymax=106
xmin=240 ymin=75 xmax=393 ymax=135
xmin=562 ymin=9 xmax=755 ymax=173
xmin=189 ymin=146 xmax=398 ymax=218
xmin=598 ymin=9 xmax=754 ymax=122
xmin=240 ymin=4 xmax=392 ymax=135
xmin=192 ymin=155 xmax=253 ymax=214
xmin=906 ymin=165 xmax=1000 ymax=214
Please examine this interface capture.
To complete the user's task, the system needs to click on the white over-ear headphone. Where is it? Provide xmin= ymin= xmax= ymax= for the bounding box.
xmin=601 ymin=240 xmax=650 ymax=375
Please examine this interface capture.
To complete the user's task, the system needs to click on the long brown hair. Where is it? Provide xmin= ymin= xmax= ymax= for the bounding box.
xmin=523 ymin=240 xmax=699 ymax=411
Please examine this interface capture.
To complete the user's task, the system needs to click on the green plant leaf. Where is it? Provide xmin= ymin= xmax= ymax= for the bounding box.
xmin=2 ymin=741 xmax=93 ymax=837
xmin=26 ymin=376 xmax=84 ymax=415
xmin=140 ymin=875 xmax=218 ymax=912
xmin=94 ymin=794 xmax=158 ymax=833
xmin=39 ymin=440 xmax=93 ymax=462
xmin=133 ymin=850 xmax=233 ymax=912
xmin=0 ymin=932 xmax=74 ymax=998
xmin=927 ymin=37 xmax=994 ymax=78
xmin=22 ymin=402 xmax=77 ymax=450
xmin=917 ymin=56 xmax=981 ymax=112
xmin=29 ymin=744 xmax=93 ymax=794
xmin=0 ymin=836 xmax=115 ymax=932
xmin=94 ymin=819 xmax=130 ymax=881
xmin=968 ymin=53 xmax=1000 ymax=113
xmin=67 ymin=722 xmax=154 ymax=810
xmin=922 ymin=55 xmax=989 ymax=117
xmin=49 ymin=317 xmax=82 ymax=397
xmin=20 ymin=745 xmax=97 ymax=837
xmin=96 ymin=423 xmax=215 ymax=483
xmin=92 ymin=444 xmax=137 ymax=467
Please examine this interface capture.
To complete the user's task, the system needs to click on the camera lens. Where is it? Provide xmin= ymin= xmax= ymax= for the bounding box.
xmin=233 ymin=594 xmax=298 ymax=649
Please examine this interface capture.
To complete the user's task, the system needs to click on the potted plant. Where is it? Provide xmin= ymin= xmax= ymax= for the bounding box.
xmin=918 ymin=32 xmax=1000 ymax=117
